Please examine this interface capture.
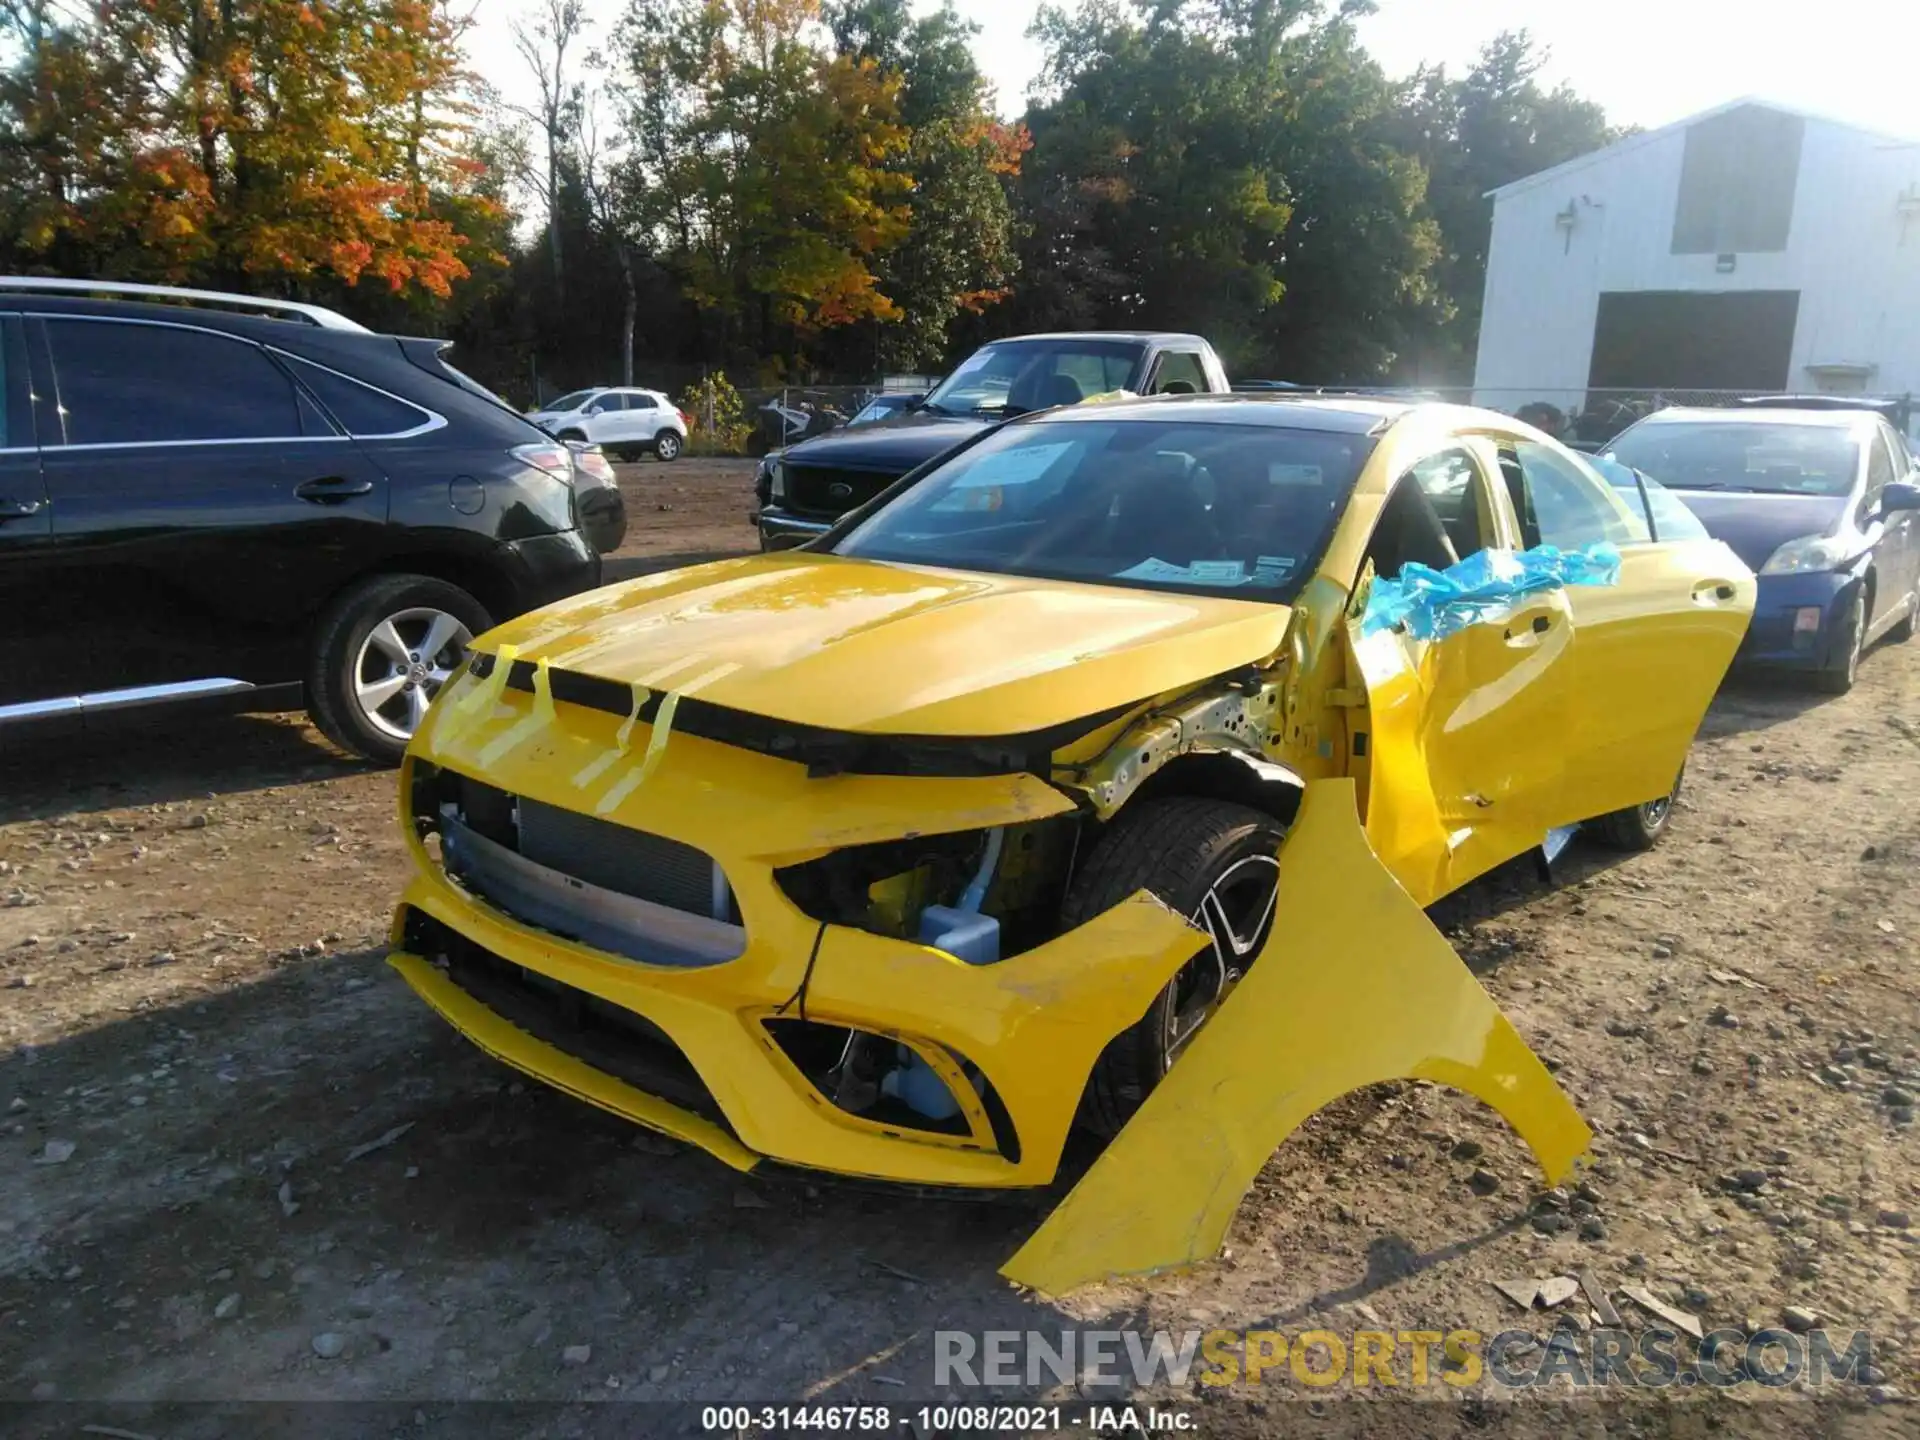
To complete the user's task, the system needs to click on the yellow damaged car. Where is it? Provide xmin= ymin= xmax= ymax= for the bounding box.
xmin=387 ymin=396 xmax=1755 ymax=1294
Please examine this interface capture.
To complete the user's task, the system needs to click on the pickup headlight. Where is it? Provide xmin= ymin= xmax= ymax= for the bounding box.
xmin=1759 ymin=533 xmax=1850 ymax=576
xmin=768 ymin=459 xmax=787 ymax=502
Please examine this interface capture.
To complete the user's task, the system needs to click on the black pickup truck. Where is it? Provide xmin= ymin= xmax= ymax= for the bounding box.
xmin=752 ymin=331 xmax=1232 ymax=548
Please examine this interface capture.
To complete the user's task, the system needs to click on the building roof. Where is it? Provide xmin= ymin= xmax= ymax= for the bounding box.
xmin=1486 ymin=96 xmax=1920 ymax=203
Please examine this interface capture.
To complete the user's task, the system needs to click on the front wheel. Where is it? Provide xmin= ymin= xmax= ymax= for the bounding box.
xmin=1061 ymin=798 xmax=1285 ymax=1137
xmin=307 ymin=574 xmax=492 ymax=765
xmin=653 ymin=429 xmax=684 ymax=462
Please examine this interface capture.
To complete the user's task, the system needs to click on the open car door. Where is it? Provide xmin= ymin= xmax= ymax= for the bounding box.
xmin=1343 ymin=573 xmax=1580 ymax=906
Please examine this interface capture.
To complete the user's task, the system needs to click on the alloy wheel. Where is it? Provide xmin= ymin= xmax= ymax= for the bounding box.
xmin=656 ymin=431 xmax=683 ymax=461
xmin=351 ymin=606 xmax=473 ymax=743
xmin=1164 ymin=853 xmax=1281 ymax=1065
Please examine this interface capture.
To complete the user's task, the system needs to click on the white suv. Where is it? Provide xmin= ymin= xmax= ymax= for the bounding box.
xmin=527 ymin=387 xmax=688 ymax=461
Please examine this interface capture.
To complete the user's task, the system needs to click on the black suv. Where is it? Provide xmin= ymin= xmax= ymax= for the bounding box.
xmin=0 ymin=278 xmax=612 ymax=763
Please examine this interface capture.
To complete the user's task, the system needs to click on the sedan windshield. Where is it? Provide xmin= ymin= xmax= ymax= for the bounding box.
xmin=832 ymin=418 xmax=1375 ymax=602
xmin=920 ymin=339 xmax=1145 ymax=417
xmin=1608 ymin=423 xmax=1861 ymax=497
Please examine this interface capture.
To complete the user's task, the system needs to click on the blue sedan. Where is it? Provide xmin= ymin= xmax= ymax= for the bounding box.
xmin=1605 ymin=407 xmax=1920 ymax=693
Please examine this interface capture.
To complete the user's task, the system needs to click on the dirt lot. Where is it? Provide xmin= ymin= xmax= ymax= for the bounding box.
xmin=1 ymin=543 xmax=1916 ymax=1434
xmin=601 ymin=455 xmax=761 ymax=577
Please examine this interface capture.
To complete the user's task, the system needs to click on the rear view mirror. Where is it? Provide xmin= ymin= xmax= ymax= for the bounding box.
xmin=1881 ymin=480 xmax=1920 ymax=515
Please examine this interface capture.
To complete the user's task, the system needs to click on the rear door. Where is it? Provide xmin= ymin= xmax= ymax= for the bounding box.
xmin=1490 ymin=435 xmax=1752 ymax=823
xmin=619 ymin=389 xmax=663 ymax=444
xmin=29 ymin=314 xmax=391 ymax=701
xmin=0 ymin=316 xmax=53 ymax=710
xmin=1341 ymin=444 xmax=1577 ymax=905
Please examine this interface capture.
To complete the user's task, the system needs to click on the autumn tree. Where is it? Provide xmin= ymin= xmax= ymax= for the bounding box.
xmin=0 ymin=0 xmax=494 ymax=299
xmin=612 ymin=0 xmax=911 ymax=366
xmin=827 ymin=0 xmax=1027 ymax=370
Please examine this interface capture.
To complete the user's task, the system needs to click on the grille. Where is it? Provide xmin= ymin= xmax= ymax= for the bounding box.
xmin=784 ymin=463 xmax=899 ymax=517
xmin=430 ymin=769 xmax=734 ymax=923
xmin=516 ymin=797 xmax=720 ymax=918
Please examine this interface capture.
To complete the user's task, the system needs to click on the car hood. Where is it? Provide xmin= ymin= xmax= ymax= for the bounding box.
xmin=1673 ymin=491 xmax=1852 ymax=570
xmin=478 ymin=554 xmax=1291 ymax=736
xmin=780 ymin=413 xmax=994 ymax=475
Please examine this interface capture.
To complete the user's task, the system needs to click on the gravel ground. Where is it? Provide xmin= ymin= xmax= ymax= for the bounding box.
xmin=0 ymin=553 xmax=1915 ymax=1436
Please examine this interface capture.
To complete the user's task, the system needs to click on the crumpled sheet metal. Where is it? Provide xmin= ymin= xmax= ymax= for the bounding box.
xmin=1000 ymin=778 xmax=1592 ymax=1297
xmin=1363 ymin=543 xmax=1622 ymax=642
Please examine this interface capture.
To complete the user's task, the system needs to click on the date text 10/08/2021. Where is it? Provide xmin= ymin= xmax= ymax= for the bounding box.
xmin=700 ymin=1406 xmax=1195 ymax=1433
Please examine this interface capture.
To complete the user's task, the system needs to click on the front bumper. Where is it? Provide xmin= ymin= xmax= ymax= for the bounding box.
xmin=388 ymin=686 xmax=1208 ymax=1189
xmin=753 ymin=506 xmax=833 ymax=551
xmin=1735 ymin=569 xmax=1860 ymax=671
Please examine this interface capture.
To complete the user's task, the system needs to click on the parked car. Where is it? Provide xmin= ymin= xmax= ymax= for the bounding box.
xmin=751 ymin=331 xmax=1232 ymax=548
xmin=1605 ymin=404 xmax=1920 ymax=692
xmin=0 ymin=276 xmax=605 ymax=764
xmin=389 ymin=394 xmax=1752 ymax=1289
xmin=526 ymin=386 xmax=688 ymax=462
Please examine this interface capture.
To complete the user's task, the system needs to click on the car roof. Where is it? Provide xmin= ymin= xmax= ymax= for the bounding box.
xmin=1629 ymin=406 xmax=1872 ymax=433
xmin=1017 ymin=393 xmax=1414 ymax=434
xmin=983 ymin=331 xmax=1210 ymax=347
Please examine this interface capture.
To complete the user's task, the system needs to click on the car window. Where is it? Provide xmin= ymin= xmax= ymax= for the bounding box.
xmin=546 ymin=389 xmax=595 ymax=412
xmin=46 ymin=318 xmax=315 ymax=445
xmin=1608 ymin=421 xmax=1861 ymax=497
xmin=834 ymin=417 xmax=1374 ymax=603
xmin=1588 ymin=456 xmax=1712 ymax=542
xmin=921 ymin=339 xmax=1145 ymax=416
xmin=1148 ymin=351 xmax=1208 ymax=395
xmin=625 ymin=392 xmax=657 ymax=410
xmin=281 ymin=355 xmax=431 ymax=437
xmin=1502 ymin=439 xmax=1650 ymax=549
xmin=1407 ymin=447 xmax=1489 ymax=559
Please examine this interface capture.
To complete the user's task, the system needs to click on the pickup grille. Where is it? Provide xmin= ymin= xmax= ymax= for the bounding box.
xmin=783 ymin=463 xmax=899 ymax=518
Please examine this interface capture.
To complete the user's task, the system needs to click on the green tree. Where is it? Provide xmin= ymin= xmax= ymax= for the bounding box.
xmin=828 ymin=0 xmax=1026 ymax=370
xmin=613 ymin=0 xmax=911 ymax=366
xmin=1388 ymin=31 xmax=1624 ymax=380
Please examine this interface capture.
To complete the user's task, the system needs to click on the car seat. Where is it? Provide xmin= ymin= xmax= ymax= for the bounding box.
xmin=1011 ymin=372 xmax=1085 ymax=412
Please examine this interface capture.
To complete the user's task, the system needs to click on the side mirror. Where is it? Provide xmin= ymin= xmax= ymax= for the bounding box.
xmin=1880 ymin=480 xmax=1920 ymax=515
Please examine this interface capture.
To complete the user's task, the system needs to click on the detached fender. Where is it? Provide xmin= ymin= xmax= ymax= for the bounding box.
xmin=1001 ymin=777 xmax=1592 ymax=1296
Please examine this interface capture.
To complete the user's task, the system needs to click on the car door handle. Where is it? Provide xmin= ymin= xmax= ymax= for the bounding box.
xmin=295 ymin=476 xmax=375 ymax=503
xmin=1503 ymin=612 xmax=1554 ymax=642
xmin=0 ymin=496 xmax=44 ymax=521
xmin=1692 ymin=579 xmax=1738 ymax=603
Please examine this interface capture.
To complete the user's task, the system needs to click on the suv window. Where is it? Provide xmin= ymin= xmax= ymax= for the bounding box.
xmin=1148 ymin=351 xmax=1208 ymax=395
xmin=46 ymin=318 xmax=313 ymax=445
xmin=281 ymin=355 xmax=429 ymax=437
xmin=623 ymin=391 xmax=657 ymax=410
xmin=1500 ymin=439 xmax=1650 ymax=549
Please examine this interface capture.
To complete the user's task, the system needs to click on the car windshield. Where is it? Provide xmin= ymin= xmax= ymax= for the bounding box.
xmin=1589 ymin=456 xmax=1712 ymax=541
xmin=1608 ymin=422 xmax=1861 ymax=497
xmin=832 ymin=417 xmax=1374 ymax=603
xmin=920 ymin=339 xmax=1145 ymax=417
xmin=850 ymin=397 xmax=905 ymax=426
xmin=544 ymin=389 xmax=596 ymax=413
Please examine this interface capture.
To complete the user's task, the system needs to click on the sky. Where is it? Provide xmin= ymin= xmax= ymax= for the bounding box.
xmin=467 ymin=0 xmax=1920 ymax=142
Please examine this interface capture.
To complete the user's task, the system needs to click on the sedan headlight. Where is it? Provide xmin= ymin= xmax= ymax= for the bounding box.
xmin=1759 ymin=533 xmax=1850 ymax=576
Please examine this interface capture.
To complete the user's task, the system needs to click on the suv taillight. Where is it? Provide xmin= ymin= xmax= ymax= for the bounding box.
xmin=511 ymin=441 xmax=572 ymax=477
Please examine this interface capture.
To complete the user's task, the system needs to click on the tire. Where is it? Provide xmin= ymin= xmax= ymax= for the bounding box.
xmin=1061 ymin=797 xmax=1285 ymax=1137
xmin=307 ymin=574 xmax=492 ymax=765
xmin=1812 ymin=589 xmax=1866 ymax=694
xmin=1588 ymin=764 xmax=1684 ymax=853
xmin=653 ymin=429 xmax=684 ymax=462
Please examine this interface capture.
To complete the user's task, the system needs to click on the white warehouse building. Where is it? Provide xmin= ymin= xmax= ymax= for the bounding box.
xmin=1472 ymin=98 xmax=1920 ymax=426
